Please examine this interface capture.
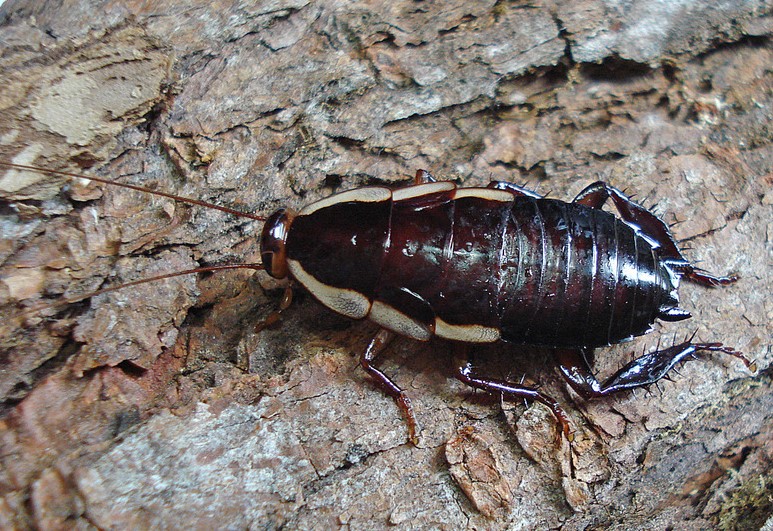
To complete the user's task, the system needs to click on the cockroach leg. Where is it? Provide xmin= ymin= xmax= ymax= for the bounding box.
xmin=556 ymin=342 xmax=755 ymax=400
xmin=487 ymin=180 xmax=543 ymax=198
xmin=453 ymin=353 xmax=573 ymax=443
xmin=360 ymin=328 xmax=419 ymax=445
xmin=254 ymin=285 xmax=294 ymax=332
xmin=414 ymin=169 xmax=436 ymax=184
xmin=573 ymin=180 xmax=738 ymax=287
xmin=665 ymin=263 xmax=738 ymax=287
xmin=573 ymin=180 xmax=683 ymax=257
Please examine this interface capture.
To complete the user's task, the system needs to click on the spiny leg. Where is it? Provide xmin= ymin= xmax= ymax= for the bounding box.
xmin=361 ymin=328 xmax=419 ymax=445
xmin=556 ymin=341 xmax=755 ymax=400
xmin=573 ymin=181 xmax=736 ymax=287
xmin=574 ymin=180 xmax=682 ymax=257
xmin=488 ymin=180 xmax=543 ymax=198
xmin=454 ymin=352 xmax=573 ymax=442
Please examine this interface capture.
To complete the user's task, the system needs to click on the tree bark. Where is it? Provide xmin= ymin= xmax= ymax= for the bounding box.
xmin=0 ymin=1 xmax=771 ymax=529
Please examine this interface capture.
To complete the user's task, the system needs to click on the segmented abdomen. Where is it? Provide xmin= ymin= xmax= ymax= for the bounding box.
xmin=286 ymin=183 xmax=675 ymax=348
xmin=498 ymin=198 xmax=672 ymax=347
xmin=384 ymin=192 xmax=674 ymax=347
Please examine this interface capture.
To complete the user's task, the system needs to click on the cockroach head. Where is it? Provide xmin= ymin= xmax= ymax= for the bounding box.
xmin=261 ymin=208 xmax=296 ymax=279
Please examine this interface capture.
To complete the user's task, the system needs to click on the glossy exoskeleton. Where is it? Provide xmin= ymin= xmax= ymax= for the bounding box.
xmin=3 ymin=162 xmax=752 ymax=444
xmin=261 ymin=170 xmax=752 ymax=443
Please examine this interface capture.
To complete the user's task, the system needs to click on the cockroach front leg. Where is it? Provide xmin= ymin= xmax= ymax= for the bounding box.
xmin=361 ymin=328 xmax=419 ymax=445
xmin=254 ymin=285 xmax=294 ymax=332
xmin=573 ymin=181 xmax=737 ymax=287
xmin=556 ymin=342 xmax=755 ymax=400
xmin=454 ymin=353 xmax=574 ymax=442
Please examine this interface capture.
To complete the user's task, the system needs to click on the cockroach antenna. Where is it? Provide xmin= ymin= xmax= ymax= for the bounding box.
xmin=1 ymin=160 xmax=268 ymax=320
xmin=15 ymin=263 xmax=265 ymax=321
xmin=0 ymin=161 xmax=267 ymax=222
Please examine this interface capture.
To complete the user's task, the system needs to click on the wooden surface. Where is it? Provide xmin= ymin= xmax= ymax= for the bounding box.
xmin=0 ymin=1 xmax=771 ymax=529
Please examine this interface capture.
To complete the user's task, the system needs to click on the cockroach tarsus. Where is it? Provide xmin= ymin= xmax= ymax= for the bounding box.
xmin=2 ymin=162 xmax=755 ymax=446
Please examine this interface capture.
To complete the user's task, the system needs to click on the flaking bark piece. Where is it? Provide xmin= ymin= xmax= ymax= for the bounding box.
xmin=446 ymin=426 xmax=512 ymax=518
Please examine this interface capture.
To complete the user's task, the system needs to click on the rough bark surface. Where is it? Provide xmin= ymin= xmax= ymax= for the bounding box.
xmin=0 ymin=1 xmax=771 ymax=529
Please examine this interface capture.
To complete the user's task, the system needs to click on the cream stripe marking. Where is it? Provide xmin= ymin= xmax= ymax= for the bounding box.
xmin=369 ymin=301 xmax=433 ymax=341
xmin=299 ymin=186 xmax=392 ymax=216
xmin=287 ymin=259 xmax=371 ymax=319
xmin=453 ymin=188 xmax=514 ymax=202
xmin=434 ymin=317 xmax=500 ymax=343
xmin=392 ymin=181 xmax=455 ymax=201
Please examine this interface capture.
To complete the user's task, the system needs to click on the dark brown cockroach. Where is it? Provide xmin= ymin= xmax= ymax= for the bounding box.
xmin=3 ymin=163 xmax=754 ymax=444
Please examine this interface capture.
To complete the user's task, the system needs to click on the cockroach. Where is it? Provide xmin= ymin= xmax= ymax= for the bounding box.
xmin=2 ymin=162 xmax=755 ymax=444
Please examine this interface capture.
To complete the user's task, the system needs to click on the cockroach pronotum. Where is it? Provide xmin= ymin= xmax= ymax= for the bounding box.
xmin=2 ymin=162 xmax=755 ymax=444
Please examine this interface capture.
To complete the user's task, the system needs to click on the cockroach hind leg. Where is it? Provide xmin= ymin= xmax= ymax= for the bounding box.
xmin=360 ymin=328 xmax=419 ymax=445
xmin=557 ymin=342 xmax=753 ymax=400
xmin=573 ymin=181 xmax=685 ymax=260
xmin=575 ymin=182 xmax=739 ymax=287
xmin=677 ymin=264 xmax=738 ymax=287
xmin=689 ymin=343 xmax=756 ymax=372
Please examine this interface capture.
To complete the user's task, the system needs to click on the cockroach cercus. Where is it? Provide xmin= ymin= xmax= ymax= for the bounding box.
xmin=3 ymin=162 xmax=755 ymax=445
